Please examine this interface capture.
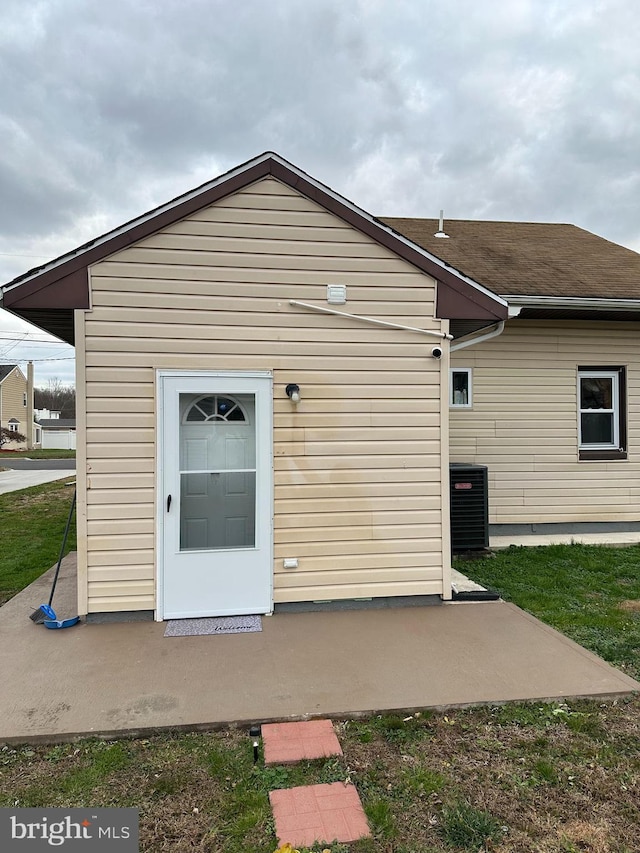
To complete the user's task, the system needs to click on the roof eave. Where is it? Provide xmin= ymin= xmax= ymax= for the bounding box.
xmin=1 ymin=152 xmax=507 ymax=327
xmin=503 ymin=295 xmax=640 ymax=311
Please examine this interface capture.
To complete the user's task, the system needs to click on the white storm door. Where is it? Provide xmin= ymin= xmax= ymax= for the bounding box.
xmin=159 ymin=372 xmax=273 ymax=619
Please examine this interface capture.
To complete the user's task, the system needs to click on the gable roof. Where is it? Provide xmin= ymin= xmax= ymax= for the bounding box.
xmin=0 ymin=364 xmax=21 ymax=384
xmin=382 ymin=218 xmax=640 ymax=302
xmin=0 ymin=153 xmax=507 ymax=345
xmin=38 ymin=419 xmax=76 ymax=428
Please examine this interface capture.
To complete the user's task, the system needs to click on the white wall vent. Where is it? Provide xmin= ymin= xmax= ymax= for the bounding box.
xmin=327 ymin=285 xmax=347 ymax=304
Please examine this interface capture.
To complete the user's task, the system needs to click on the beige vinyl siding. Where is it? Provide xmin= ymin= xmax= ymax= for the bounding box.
xmin=82 ymin=177 xmax=445 ymax=613
xmin=450 ymin=320 xmax=640 ymax=524
xmin=0 ymin=367 xmax=27 ymax=430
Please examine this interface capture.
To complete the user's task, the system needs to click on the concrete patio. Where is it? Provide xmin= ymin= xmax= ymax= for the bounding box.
xmin=1 ymin=553 xmax=637 ymax=744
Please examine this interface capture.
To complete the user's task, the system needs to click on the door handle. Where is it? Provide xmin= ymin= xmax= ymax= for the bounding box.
xmin=167 ymin=494 xmax=172 ymax=512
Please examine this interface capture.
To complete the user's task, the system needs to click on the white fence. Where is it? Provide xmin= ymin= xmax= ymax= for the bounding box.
xmin=41 ymin=429 xmax=76 ymax=450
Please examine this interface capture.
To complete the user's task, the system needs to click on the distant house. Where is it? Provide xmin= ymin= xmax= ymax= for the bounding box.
xmin=0 ymin=364 xmax=38 ymax=447
xmin=35 ymin=408 xmax=61 ymax=421
xmin=38 ymin=418 xmax=77 ymax=450
xmin=35 ymin=407 xmax=76 ymax=448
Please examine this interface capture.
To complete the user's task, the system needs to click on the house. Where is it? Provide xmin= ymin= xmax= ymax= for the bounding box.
xmin=0 ymin=364 xmax=37 ymax=448
xmin=3 ymin=153 xmax=640 ymax=621
xmin=38 ymin=418 xmax=77 ymax=450
xmin=383 ymin=218 xmax=640 ymax=535
xmin=0 ymin=152 xmax=507 ymax=621
xmin=35 ymin=408 xmax=61 ymax=420
xmin=35 ymin=408 xmax=76 ymax=449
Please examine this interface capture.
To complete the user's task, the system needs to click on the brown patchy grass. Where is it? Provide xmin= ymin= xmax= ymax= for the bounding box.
xmin=618 ymin=599 xmax=640 ymax=613
xmin=1 ymin=697 xmax=639 ymax=852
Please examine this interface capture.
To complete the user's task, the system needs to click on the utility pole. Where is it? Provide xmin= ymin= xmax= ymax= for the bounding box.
xmin=27 ymin=361 xmax=34 ymax=450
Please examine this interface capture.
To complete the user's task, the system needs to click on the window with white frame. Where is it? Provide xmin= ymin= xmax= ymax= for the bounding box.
xmin=450 ymin=368 xmax=472 ymax=408
xmin=8 ymin=420 xmax=19 ymax=432
xmin=23 ymin=392 xmax=27 ymax=406
xmin=578 ymin=367 xmax=626 ymax=460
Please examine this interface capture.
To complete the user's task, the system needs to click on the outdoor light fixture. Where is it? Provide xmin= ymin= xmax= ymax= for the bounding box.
xmin=249 ymin=725 xmax=261 ymax=764
xmin=285 ymin=383 xmax=301 ymax=404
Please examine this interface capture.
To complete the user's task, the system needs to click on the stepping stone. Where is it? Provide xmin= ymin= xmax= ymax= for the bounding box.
xmin=270 ymin=782 xmax=371 ymax=848
xmin=262 ymin=719 xmax=343 ymax=765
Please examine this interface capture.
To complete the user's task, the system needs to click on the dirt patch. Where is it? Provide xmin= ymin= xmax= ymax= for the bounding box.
xmin=618 ymin=599 xmax=640 ymax=612
xmin=5 ymin=698 xmax=639 ymax=852
xmin=12 ymin=480 xmax=75 ymax=509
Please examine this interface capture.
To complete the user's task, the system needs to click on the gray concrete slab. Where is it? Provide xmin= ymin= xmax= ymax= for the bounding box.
xmin=492 ymin=531 xmax=640 ymax=548
xmin=1 ymin=554 xmax=637 ymax=744
xmin=0 ymin=469 xmax=76 ymax=494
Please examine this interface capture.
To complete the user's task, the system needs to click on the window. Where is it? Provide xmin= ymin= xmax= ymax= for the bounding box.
xmin=8 ymin=420 xmax=19 ymax=432
xmin=450 ymin=368 xmax=472 ymax=408
xmin=183 ymin=395 xmax=247 ymax=423
xmin=578 ymin=367 xmax=626 ymax=460
xmin=23 ymin=392 xmax=27 ymax=406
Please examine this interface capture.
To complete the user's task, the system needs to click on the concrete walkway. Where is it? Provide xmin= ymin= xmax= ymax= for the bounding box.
xmin=0 ymin=468 xmax=75 ymax=494
xmin=492 ymin=531 xmax=640 ymax=548
xmin=1 ymin=554 xmax=637 ymax=744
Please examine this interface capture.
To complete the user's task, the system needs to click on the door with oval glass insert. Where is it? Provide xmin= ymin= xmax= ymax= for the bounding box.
xmin=159 ymin=372 xmax=273 ymax=619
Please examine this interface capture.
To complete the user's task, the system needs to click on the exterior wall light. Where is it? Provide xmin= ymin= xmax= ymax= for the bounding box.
xmin=285 ymin=383 xmax=301 ymax=403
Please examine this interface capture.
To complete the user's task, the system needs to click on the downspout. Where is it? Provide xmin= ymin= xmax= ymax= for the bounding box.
xmin=450 ymin=321 xmax=505 ymax=352
xmin=450 ymin=306 xmax=519 ymax=353
xmin=447 ymin=314 xmax=512 ymax=600
xmin=289 ymin=300 xmax=453 ymax=339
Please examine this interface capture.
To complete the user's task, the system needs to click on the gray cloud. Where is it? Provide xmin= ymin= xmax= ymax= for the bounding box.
xmin=1 ymin=0 xmax=640 ymax=287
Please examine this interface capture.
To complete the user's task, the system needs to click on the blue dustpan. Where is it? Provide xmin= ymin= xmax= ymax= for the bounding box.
xmin=43 ymin=616 xmax=80 ymax=629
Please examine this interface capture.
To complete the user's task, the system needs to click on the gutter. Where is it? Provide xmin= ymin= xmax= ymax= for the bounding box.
xmin=502 ymin=295 xmax=640 ymax=312
xmin=450 ymin=291 xmax=640 ymax=352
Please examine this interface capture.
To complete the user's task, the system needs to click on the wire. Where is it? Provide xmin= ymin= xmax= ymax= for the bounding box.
xmin=0 ymin=252 xmax=51 ymax=259
xmin=0 ymin=334 xmax=69 ymax=343
xmin=0 ymin=356 xmax=75 ymax=363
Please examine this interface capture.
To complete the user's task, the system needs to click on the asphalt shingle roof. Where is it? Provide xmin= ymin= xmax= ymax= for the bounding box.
xmin=0 ymin=365 xmax=18 ymax=383
xmin=38 ymin=419 xmax=76 ymax=428
xmin=381 ymin=219 xmax=640 ymax=300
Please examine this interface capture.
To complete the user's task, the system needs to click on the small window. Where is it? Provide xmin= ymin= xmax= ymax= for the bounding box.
xmin=23 ymin=392 xmax=27 ymax=407
xmin=450 ymin=368 xmax=472 ymax=408
xmin=578 ymin=367 xmax=626 ymax=460
xmin=8 ymin=420 xmax=19 ymax=432
xmin=183 ymin=395 xmax=247 ymax=424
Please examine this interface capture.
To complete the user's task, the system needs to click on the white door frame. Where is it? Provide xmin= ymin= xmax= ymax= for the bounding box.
xmin=155 ymin=369 xmax=273 ymax=621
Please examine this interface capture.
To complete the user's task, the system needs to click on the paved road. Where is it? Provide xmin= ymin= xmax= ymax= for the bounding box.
xmin=0 ymin=458 xmax=76 ymax=494
xmin=0 ymin=458 xmax=75 ymax=471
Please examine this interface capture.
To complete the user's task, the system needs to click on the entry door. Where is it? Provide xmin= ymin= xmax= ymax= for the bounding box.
xmin=159 ymin=372 xmax=273 ymax=619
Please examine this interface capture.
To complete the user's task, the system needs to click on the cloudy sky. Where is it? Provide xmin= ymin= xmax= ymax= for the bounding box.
xmin=1 ymin=0 xmax=639 ymax=385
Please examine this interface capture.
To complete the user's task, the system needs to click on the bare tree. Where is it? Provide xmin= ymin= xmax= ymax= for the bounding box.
xmin=34 ymin=379 xmax=76 ymax=418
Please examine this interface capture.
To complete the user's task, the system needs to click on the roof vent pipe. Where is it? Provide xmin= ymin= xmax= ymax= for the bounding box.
xmin=434 ymin=210 xmax=450 ymax=239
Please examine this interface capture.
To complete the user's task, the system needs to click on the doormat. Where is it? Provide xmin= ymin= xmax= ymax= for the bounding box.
xmin=164 ymin=615 xmax=262 ymax=637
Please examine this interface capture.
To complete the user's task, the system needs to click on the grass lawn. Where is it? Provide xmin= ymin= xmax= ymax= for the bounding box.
xmin=1 ymin=502 xmax=639 ymax=852
xmin=0 ymin=478 xmax=76 ymax=605
xmin=1 ymin=699 xmax=638 ymax=852
xmin=459 ymin=543 xmax=640 ymax=681
xmin=0 ymin=448 xmax=76 ymax=459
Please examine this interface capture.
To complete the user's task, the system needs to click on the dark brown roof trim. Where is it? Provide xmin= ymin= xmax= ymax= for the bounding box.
xmin=268 ymin=161 xmax=507 ymax=321
xmin=2 ymin=152 xmax=507 ymax=324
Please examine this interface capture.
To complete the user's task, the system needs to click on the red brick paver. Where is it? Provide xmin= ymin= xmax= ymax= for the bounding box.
xmin=269 ymin=782 xmax=371 ymax=848
xmin=262 ymin=719 xmax=343 ymax=765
